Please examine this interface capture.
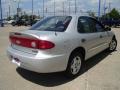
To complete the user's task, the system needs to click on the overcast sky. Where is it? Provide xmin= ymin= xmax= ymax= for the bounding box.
xmin=1 ymin=0 xmax=120 ymax=18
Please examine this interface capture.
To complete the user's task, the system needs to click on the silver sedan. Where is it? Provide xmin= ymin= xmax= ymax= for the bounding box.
xmin=7 ymin=15 xmax=117 ymax=78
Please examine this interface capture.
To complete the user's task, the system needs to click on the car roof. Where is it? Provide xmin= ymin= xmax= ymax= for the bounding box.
xmin=46 ymin=14 xmax=96 ymax=20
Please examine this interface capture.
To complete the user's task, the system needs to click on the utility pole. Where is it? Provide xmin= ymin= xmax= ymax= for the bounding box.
xmin=32 ymin=0 xmax=34 ymax=19
xmin=18 ymin=0 xmax=20 ymax=9
xmin=45 ymin=7 xmax=48 ymax=16
xmin=103 ymin=0 xmax=107 ymax=16
xmin=7 ymin=12 xmax=9 ymax=18
xmin=63 ymin=2 xmax=65 ymax=16
xmin=75 ymin=0 xmax=77 ymax=14
xmin=0 ymin=0 xmax=4 ymax=27
xmin=17 ymin=0 xmax=20 ymax=17
xmin=14 ymin=0 xmax=21 ymax=19
xmin=9 ymin=5 xmax=11 ymax=18
xmin=54 ymin=0 xmax=55 ymax=16
xmin=108 ymin=2 xmax=111 ymax=13
xmin=38 ymin=10 xmax=40 ymax=17
xmin=69 ymin=1 xmax=70 ymax=15
xmin=98 ymin=0 xmax=101 ymax=20
xmin=43 ymin=0 xmax=44 ymax=18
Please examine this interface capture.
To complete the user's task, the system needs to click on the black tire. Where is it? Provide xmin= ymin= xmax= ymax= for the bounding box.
xmin=108 ymin=38 xmax=117 ymax=52
xmin=65 ymin=52 xmax=84 ymax=78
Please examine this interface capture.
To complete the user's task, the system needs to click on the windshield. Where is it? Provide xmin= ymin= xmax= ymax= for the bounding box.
xmin=30 ymin=16 xmax=72 ymax=32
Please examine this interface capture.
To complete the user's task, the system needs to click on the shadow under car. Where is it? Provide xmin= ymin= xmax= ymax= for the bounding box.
xmin=16 ymin=50 xmax=114 ymax=87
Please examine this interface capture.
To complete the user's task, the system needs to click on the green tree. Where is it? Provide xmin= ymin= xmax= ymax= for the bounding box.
xmin=7 ymin=16 xmax=12 ymax=20
xmin=13 ymin=15 xmax=19 ymax=20
xmin=109 ymin=8 xmax=120 ymax=20
xmin=21 ymin=15 xmax=29 ymax=21
xmin=87 ymin=11 xmax=95 ymax=17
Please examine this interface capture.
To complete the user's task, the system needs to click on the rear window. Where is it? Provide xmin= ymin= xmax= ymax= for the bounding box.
xmin=30 ymin=16 xmax=72 ymax=32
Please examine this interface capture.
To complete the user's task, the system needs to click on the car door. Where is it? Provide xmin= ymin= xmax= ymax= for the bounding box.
xmin=94 ymin=19 xmax=110 ymax=50
xmin=77 ymin=16 xmax=104 ymax=60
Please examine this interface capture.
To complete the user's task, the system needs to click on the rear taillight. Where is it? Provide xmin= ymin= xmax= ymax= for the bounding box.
xmin=38 ymin=40 xmax=55 ymax=49
xmin=9 ymin=36 xmax=55 ymax=50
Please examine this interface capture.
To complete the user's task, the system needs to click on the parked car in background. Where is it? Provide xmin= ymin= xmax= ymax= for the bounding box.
xmin=11 ymin=19 xmax=40 ymax=26
xmin=101 ymin=19 xmax=120 ymax=27
xmin=0 ymin=19 xmax=2 ymax=24
xmin=0 ymin=19 xmax=5 ymax=26
xmin=7 ymin=20 xmax=15 ymax=24
xmin=0 ymin=19 xmax=15 ymax=26
xmin=26 ymin=19 xmax=40 ymax=26
xmin=11 ymin=19 xmax=27 ymax=26
xmin=7 ymin=15 xmax=117 ymax=78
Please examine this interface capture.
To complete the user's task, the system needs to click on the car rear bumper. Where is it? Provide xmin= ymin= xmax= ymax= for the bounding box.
xmin=7 ymin=46 xmax=69 ymax=73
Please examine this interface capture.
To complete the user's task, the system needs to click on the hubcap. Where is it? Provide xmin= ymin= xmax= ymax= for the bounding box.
xmin=110 ymin=40 xmax=116 ymax=51
xmin=70 ymin=56 xmax=81 ymax=75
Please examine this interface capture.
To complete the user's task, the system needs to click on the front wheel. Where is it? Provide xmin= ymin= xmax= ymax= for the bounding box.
xmin=108 ymin=38 xmax=117 ymax=52
xmin=65 ymin=52 xmax=83 ymax=78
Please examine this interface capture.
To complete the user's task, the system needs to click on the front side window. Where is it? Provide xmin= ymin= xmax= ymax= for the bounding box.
xmin=30 ymin=16 xmax=72 ymax=32
xmin=78 ymin=16 xmax=105 ymax=33
xmin=88 ymin=18 xmax=105 ymax=32
xmin=96 ymin=23 xmax=104 ymax=32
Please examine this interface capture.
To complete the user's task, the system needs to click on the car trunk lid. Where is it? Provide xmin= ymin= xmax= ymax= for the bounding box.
xmin=9 ymin=30 xmax=55 ymax=54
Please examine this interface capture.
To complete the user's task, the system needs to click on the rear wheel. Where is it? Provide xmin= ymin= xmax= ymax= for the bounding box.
xmin=65 ymin=52 xmax=83 ymax=78
xmin=109 ymin=38 xmax=117 ymax=52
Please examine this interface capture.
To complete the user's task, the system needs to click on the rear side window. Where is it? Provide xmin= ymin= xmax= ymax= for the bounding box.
xmin=78 ymin=17 xmax=94 ymax=33
xmin=30 ymin=16 xmax=72 ymax=32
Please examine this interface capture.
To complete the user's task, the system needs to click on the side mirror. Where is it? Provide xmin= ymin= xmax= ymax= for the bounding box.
xmin=105 ymin=26 xmax=111 ymax=31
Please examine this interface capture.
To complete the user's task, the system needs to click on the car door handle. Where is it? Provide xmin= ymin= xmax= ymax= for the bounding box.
xmin=81 ymin=39 xmax=86 ymax=43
